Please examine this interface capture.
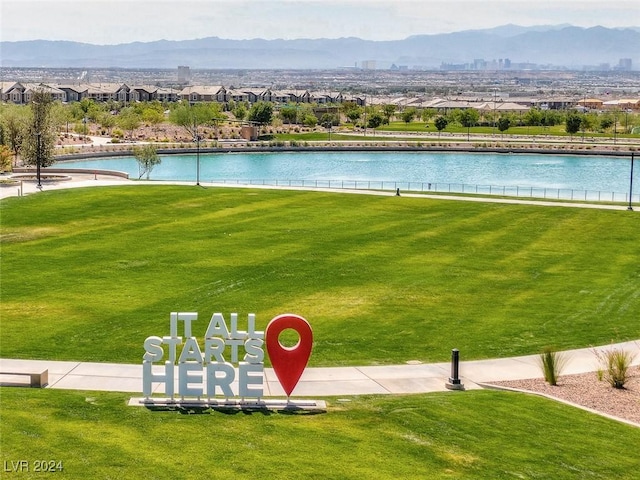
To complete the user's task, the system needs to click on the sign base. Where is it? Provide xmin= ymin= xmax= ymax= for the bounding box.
xmin=128 ymin=397 xmax=326 ymax=412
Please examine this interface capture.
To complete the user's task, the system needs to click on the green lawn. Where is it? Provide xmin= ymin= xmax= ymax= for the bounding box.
xmin=274 ymin=129 xmax=638 ymax=143
xmin=1 ymin=186 xmax=638 ymax=366
xmin=381 ymin=121 xmax=571 ymax=136
xmin=1 ymin=388 xmax=639 ymax=479
xmin=2 ymin=186 xmax=639 ymax=479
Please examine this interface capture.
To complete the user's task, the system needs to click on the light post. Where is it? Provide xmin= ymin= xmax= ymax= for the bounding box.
xmin=581 ymin=96 xmax=585 ymax=142
xmin=625 ymin=110 xmax=629 ymax=135
xmin=628 ymin=152 xmax=635 ymax=211
xmin=581 ymin=92 xmax=589 ymax=143
xmin=32 ymin=99 xmax=43 ymax=189
xmin=193 ymin=116 xmax=200 ymax=186
xmin=195 ymin=133 xmax=201 ymax=186
xmin=35 ymin=131 xmax=42 ymax=189
xmin=363 ymin=95 xmax=367 ymax=137
xmin=492 ymin=88 xmax=497 ymax=136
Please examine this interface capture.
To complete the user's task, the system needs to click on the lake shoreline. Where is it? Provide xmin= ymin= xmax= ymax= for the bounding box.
xmin=53 ymin=143 xmax=634 ymax=163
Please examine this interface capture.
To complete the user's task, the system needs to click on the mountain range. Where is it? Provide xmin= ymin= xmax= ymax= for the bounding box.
xmin=1 ymin=25 xmax=639 ymax=70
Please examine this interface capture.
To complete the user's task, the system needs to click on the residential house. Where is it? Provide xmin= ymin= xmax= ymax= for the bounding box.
xmin=283 ymin=89 xmax=311 ymax=103
xmin=533 ymin=97 xmax=574 ymax=110
xmin=242 ymin=89 xmax=269 ymax=103
xmin=0 ymin=82 xmax=25 ymax=103
xmin=603 ymin=99 xmax=640 ymax=111
xmin=129 ymin=85 xmax=158 ymax=102
xmin=266 ymin=90 xmax=293 ymax=104
xmin=155 ymin=87 xmax=180 ymax=103
xmin=577 ymin=98 xmax=604 ymax=110
xmin=22 ymin=83 xmax=66 ymax=103
xmin=476 ymin=101 xmax=530 ymax=114
xmin=57 ymin=84 xmax=89 ymax=102
xmin=180 ymin=86 xmax=226 ymax=103
xmin=225 ymin=89 xmax=250 ymax=103
xmin=310 ymin=91 xmax=343 ymax=104
xmin=85 ymin=83 xmax=129 ymax=103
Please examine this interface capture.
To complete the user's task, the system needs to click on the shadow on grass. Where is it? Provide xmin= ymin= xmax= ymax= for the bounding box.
xmin=144 ymin=405 xmax=325 ymax=416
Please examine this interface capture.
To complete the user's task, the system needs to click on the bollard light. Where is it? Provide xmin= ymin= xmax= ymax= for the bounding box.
xmin=445 ymin=348 xmax=465 ymax=390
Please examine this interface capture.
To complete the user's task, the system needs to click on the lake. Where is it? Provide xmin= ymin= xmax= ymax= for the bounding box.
xmin=59 ymin=151 xmax=638 ymax=202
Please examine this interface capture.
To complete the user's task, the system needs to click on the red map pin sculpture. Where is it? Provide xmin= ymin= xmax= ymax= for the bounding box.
xmin=265 ymin=314 xmax=313 ymax=397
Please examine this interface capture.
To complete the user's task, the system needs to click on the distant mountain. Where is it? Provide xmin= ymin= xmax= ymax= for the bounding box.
xmin=1 ymin=25 xmax=638 ymax=70
xmin=460 ymin=23 xmax=574 ymax=37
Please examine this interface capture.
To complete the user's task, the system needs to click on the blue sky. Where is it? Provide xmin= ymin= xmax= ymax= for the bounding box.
xmin=2 ymin=0 xmax=638 ymax=44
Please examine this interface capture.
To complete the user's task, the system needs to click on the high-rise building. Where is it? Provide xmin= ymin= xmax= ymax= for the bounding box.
xmin=360 ymin=60 xmax=376 ymax=70
xmin=617 ymin=58 xmax=632 ymax=71
xmin=177 ymin=66 xmax=191 ymax=83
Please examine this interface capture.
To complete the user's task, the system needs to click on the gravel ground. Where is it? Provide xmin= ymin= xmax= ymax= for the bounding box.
xmin=488 ymin=368 xmax=640 ymax=426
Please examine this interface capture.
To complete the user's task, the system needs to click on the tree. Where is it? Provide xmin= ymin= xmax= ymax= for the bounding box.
xmin=169 ymin=102 xmax=224 ymax=139
xmin=401 ymin=107 xmax=417 ymax=124
xmin=117 ymin=107 xmax=141 ymax=140
xmin=346 ymin=108 xmax=362 ymax=125
xmin=434 ymin=116 xmax=448 ymax=137
xmin=0 ymin=105 xmax=27 ymax=164
xmin=232 ymin=104 xmax=247 ymax=122
xmin=367 ymin=112 xmax=384 ymax=130
xmin=446 ymin=108 xmax=463 ymax=126
xmin=142 ymin=107 xmax=164 ymax=129
xmin=319 ymin=113 xmax=339 ymax=128
xmin=302 ymin=113 xmax=317 ymax=127
xmin=247 ymin=101 xmax=274 ymax=125
xmin=565 ymin=111 xmax=582 ymax=138
xmin=599 ymin=117 xmax=614 ymax=131
xmin=382 ymin=104 xmax=396 ymax=124
xmin=133 ymin=144 xmax=161 ymax=180
xmin=98 ymin=112 xmax=116 ymax=135
xmin=581 ymin=113 xmax=596 ymax=133
xmin=459 ymin=109 xmax=479 ymax=140
xmin=343 ymin=104 xmax=363 ymax=129
xmin=0 ymin=145 xmax=13 ymax=172
xmin=341 ymin=102 xmax=362 ymax=129
xmin=22 ymin=89 xmax=56 ymax=171
xmin=524 ymin=108 xmax=543 ymax=126
xmin=540 ymin=110 xmax=560 ymax=129
xmin=497 ymin=117 xmax=511 ymax=136
xmin=279 ymin=104 xmax=299 ymax=124
xmin=50 ymin=102 xmax=73 ymax=135
xmin=421 ymin=108 xmax=437 ymax=123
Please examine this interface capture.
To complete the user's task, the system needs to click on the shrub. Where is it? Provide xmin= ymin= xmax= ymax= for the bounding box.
xmin=539 ymin=347 xmax=567 ymax=386
xmin=594 ymin=346 xmax=636 ymax=389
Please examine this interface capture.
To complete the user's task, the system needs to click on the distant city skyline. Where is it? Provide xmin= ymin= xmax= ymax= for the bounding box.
xmin=2 ymin=0 xmax=638 ymax=45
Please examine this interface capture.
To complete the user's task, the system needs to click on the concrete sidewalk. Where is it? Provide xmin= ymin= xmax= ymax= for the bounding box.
xmin=4 ymin=175 xmax=638 ymax=212
xmin=0 ymin=173 xmax=132 ymax=200
xmin=1 ymin=340 xmax=638 ymax=397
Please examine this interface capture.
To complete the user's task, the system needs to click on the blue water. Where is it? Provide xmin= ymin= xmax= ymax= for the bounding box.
xmin=59 ymin=151 xmax=637 ymax=198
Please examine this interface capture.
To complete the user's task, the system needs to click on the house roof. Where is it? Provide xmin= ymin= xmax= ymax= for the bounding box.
xmin=130 ymin=85 xmax=159 ymax=93
xmin=22 ymin=83 xmax=65 ymax=95
xmin=180 ymin=86 xmax=226 ymax=96
xmin=56 ymin=83 xmax=90 ymax=93
xmin=476 ymin=101 xmax=529 ymax=112
xmin=0 ymin=82 xmax=23 ymax=93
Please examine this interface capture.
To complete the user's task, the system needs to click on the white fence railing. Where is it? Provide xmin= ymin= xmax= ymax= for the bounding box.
xmin=209 ymin=179 xmax=639 ymax=204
